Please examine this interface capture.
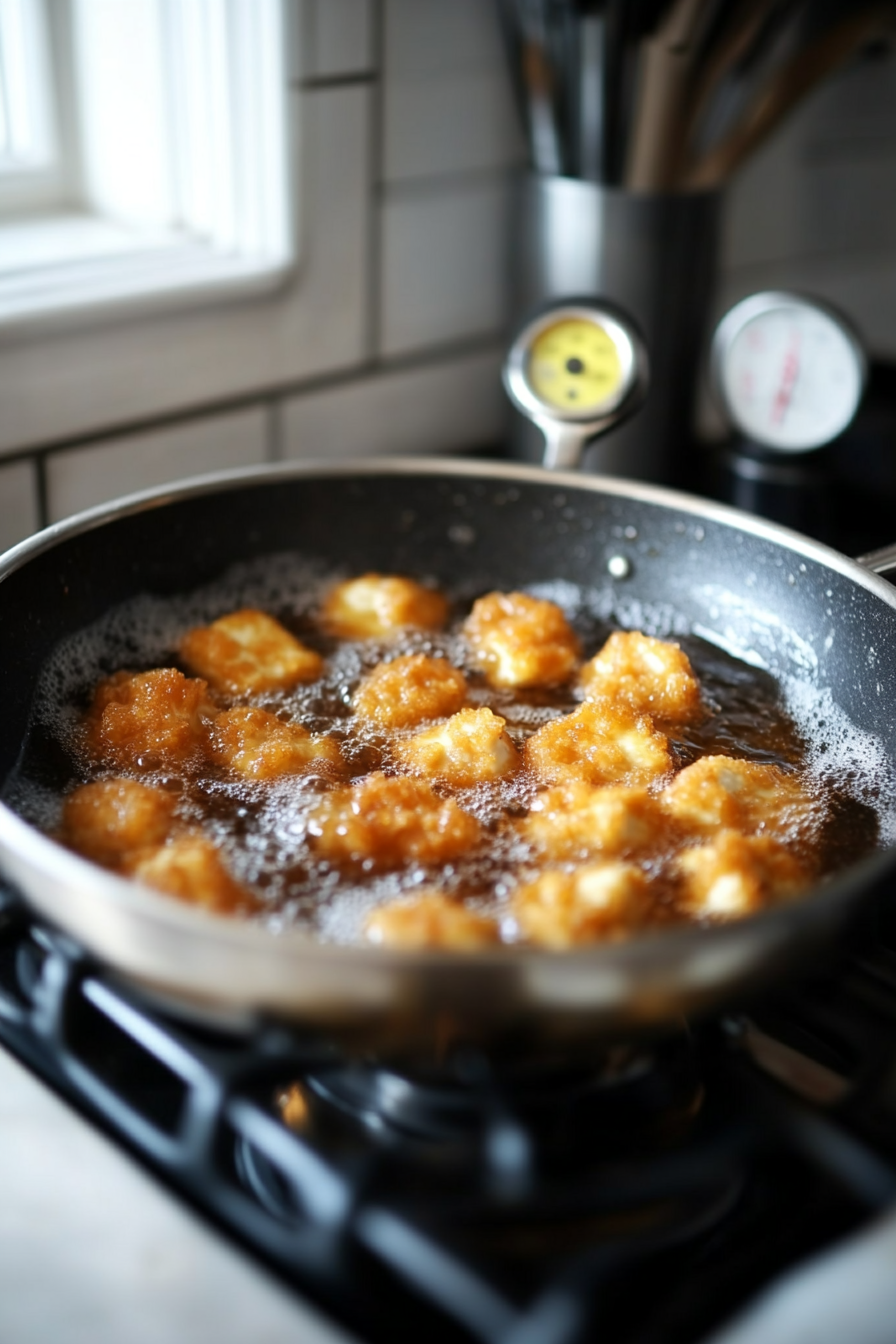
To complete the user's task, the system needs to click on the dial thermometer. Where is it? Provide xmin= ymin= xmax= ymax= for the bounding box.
xmin=712 ymin=292 xmax=866 ymax=453
xmin=504 ymin=302 xmax=649 ymax=469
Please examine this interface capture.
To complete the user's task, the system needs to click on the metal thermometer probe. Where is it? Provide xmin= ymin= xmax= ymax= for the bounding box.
xmin=504 ymin=302 xmax=649 ymax=470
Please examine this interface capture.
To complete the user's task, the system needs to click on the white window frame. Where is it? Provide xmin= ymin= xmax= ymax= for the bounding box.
xmin=0 ymin=0 xmax=294 ymax=332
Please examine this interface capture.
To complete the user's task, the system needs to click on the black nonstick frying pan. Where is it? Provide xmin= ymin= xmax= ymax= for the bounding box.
xmin=0 ymin=458 xmax=894 ymax=1061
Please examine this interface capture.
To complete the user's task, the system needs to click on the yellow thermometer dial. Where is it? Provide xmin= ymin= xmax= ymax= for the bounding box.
xmin=527 ymin=317 xmax=625 ymax=414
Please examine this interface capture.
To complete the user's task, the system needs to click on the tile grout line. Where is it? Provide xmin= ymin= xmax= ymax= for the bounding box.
xmin=34 ymin=453 xmax=49 ymax=531
xmin=16 ymin=336 xmax=506 ymax=463
xmin=364 ymin=0 xmax=385 ymax=364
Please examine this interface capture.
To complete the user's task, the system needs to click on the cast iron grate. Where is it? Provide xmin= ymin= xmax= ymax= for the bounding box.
xmin=0 ymin=885 xmax=895 ymax=1344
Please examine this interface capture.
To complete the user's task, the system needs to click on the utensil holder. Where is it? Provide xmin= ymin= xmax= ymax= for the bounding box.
xmin=510 ymin=175 xmax=720 ymax=483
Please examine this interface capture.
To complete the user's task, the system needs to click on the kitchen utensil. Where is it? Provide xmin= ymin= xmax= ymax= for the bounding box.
xmin=1 ymin=459 xmax=896 ymax=1063
xmin=682 ymin=5 xmax=892 ymax=189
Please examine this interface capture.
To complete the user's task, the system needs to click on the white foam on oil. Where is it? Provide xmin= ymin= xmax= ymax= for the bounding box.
xmin=782 ymin=677 xmax=896 ymax=846
xmin=7 ymin=555 xmax=896 ymax=942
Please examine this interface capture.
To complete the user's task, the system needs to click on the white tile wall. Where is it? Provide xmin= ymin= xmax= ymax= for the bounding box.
xmin=2 ymin=0 xmax=896 ymax=540
xmin=380 ymin=178 xmax=511 ymax=356
xmin=0 ymin=459 xmax=40 ymax=551
xmin=310 ymin=0 xmax=374 ymax=77
xmin=46 ymin=406 xmax=269 ymax=522
xmin=383 ymin=71 xmax=523 ymax=183
xmin=282 ymin=346 xmax=505 ymax=459
xmin=383 ymin=0 xmax=506 ymax=77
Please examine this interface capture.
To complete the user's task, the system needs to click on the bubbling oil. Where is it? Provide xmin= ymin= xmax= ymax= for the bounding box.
xmin=4 ymin=552 xmax=894 ymax=945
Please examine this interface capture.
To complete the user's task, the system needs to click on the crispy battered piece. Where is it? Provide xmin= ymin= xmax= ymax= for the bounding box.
xmin=321 ymin=574 xmax=448 ymax=639
xmin=365 ymin=892 xmax=499 ymax=949
xmin=513 ymin=862 xmax=650 ymax=947
xmin=395 ymin=707 xmax=519 ymax=787
xmin=179 ymin=608 xmax=322 ymax=695
xmin=463 ymin=591 xmax=580 ymax=689
xmin=86 ymin=668 xmax=216 ymax=772
xmin=352 ymin=653 xmax=467 ymax=728
xmin=677 ymin=830 xmax=809 ymax=920
xmin=661 ymin=755 xmax=816 ymax=840
xmin=524 ymin=699 xmax=671 ymax=788
xmin=522 ymin=783 xmax=668 ymax=860
xmin=307 ymin=772 xmax=481 ymax=870
xmin=61 ymin=778 xmax=178 ymax=868
xmin=126 ymin=834 xmax=258 ymax=915
xmin=210 ymin=707 xmax=344 ymax=781
xmin=580 ymin=631 xmax=701 ymax=722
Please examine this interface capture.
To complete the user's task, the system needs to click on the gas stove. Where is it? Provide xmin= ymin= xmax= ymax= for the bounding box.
xmin=2 ymin=877 xmax=896 ymax=1344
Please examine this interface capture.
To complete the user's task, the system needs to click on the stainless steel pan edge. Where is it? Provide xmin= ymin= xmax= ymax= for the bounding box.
xmin=1 ymin=457 xmax=895 ymax=1058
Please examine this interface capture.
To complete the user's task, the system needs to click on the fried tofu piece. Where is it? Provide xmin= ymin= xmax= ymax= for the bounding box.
xmin=522 ymin=783 xmax=668 ymax=860
xmin=321 ymin=574 xmax=448 ymax=639
xmin=365 ymin=892 xmax=499 ymax=949
xmin=86 ymin=668 xmax=216 ymax=772
xmin=210 ymin=707 xmax=344 ymax=782
xmin=580 ymin=631 xmax=701 ymax=722
xmin=677 ymin=830 xmax=809 ymax=920
xmin=463 ymin=591 xmax=580 ymax=689
xmin=661 ymin=755 xmax=816 ymax=840
xmin=307 ymin=772 xmax=481 ymax=870
xmin=395 ymin=707 xmax=519 ymax=787
xmin=512 ymin=862 xmax=650 ymax=947
xmin=180 ymin=609 xmax=322 ymax=695
xmin=352 ymin=654 xmax=467 ymax=728
xmin=524 ymin=699 xmax=671 ymax=788
xmin=62 ymin=778 xmax=178 ymax=868
xmin=126 ymin=834 xmax=258 ymax=915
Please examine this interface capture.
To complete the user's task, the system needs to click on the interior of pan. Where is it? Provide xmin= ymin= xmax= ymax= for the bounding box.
xmin=1 ymin=459 xmax=896 ymax=1055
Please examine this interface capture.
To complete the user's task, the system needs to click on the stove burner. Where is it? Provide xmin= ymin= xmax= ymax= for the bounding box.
xmin=2 ymin=887 xmax=896 ymax=1344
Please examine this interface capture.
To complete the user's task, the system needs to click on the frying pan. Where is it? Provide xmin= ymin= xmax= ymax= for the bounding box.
xmin=0 ymin=457 xmax=895 ymax=1062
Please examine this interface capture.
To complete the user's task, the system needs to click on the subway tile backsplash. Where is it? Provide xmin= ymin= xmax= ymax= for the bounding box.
xmin=46 ymin=406 xmax=270 ymax=523
xmin=2 ymin=0 xmax=895 ymax=541
xmin=281 ymin=345 xmax=505 ymax=460
xmin=0 ymin=460 xmax=40 ymax=552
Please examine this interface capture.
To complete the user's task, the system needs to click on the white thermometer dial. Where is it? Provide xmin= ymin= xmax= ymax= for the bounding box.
xmin=713 ymin=293 xmax=866 ymax=453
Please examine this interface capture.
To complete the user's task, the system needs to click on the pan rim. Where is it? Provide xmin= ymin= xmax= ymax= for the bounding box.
xmin=1 ymin=455 xmax=896 ymax=615
xmin=1 ymin=456 xmax=894 ymax=1017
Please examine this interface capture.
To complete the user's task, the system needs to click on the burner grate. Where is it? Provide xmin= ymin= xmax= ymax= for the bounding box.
xmin=0 ymin=888 xmax=894 ymax=1344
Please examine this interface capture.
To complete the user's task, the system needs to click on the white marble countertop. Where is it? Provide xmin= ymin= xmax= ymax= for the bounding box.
xmin=0 ymin=1046 xmax=358 ymax=1344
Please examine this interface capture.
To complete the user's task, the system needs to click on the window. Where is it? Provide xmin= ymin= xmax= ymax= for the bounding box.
xmin=0 ymin=0 xmax=293 ymax=330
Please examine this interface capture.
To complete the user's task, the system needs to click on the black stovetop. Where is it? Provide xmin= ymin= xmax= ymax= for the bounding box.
xmin=2 ymin=880 xmax=896 ymax=1344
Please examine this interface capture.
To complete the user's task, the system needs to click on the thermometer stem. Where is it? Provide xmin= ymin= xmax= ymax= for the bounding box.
xmin=542 ymin=424 xmax=590 ymax=470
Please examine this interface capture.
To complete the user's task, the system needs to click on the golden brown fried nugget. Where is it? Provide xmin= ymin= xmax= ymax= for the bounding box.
xmin=210 ymin=707 xmax=344 ymax=781
xmin=522 ymin=783 xmax=668 ymax=860
xmin=512 ymin=863 xmax=650 ymax=947
xmin=463 ymin=591 xmax=580 ymax=689
xmin=524 ymin=699 xmax=671 ymax=788
xmin=126 ymin=834 xmax=259 ymax=915
xmin=86 ymin=668 xmax=216 ymax=772
xmin=661 ymin=755 xmax=816 ymax=840
xmin=352 ymin=654 xmax=467 ymax=728
xmin=580 ymin=631 xmax=701 ymax=722
xmin=321 ymin=574 xmax=448 ymax=639
xmin=395 ymin=707 xmax=519 ymax=787
xmin=307 ymin=772 xmax=481 ymax=870
xmin=62 ymin=778 xmax=177 ymax=868
xmin=180 ymin=609 xmax=322 ymax=695
xmin=365 ymin=892 xmax=499 ymax=949
xmin=677 ymin=830 xmax=809 ymax=920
